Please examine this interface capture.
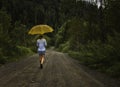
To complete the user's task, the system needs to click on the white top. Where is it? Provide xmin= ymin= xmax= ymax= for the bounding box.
xmin=37 ymin=38 xmax=47 ymax=51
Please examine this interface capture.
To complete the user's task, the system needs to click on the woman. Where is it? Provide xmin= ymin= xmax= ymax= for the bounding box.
xmin=37 ymin=35 xmax=47 ymax=69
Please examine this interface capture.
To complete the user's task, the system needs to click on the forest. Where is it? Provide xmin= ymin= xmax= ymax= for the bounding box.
xmin=0 ymin=0 xmax=120 ymax=77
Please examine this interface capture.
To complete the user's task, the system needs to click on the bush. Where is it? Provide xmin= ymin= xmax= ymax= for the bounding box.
xmin=68 ymin=51 xmax=81 ymax=59
xmin=0 ymin=56 xmax=7 ymax=64
xmin=16 ymin=46 xmax=33 ymax=56
xmin=58 ymin=41 xmax=70 ymax=52
xmin=106 ymin=63 xmax=120 ymax=77
xmin=0 ymin=48 xmax=7 ymax=64
xmin=68 ymin=38 xmax=120 ymax=77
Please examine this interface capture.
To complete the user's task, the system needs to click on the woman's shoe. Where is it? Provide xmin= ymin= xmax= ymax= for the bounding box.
xmin=40 ymin=64 xmax=43 ymax=69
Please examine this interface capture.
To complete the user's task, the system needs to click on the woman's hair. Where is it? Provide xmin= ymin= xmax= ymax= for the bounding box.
xmin=39 ymin=35 xmax=43 ymax=39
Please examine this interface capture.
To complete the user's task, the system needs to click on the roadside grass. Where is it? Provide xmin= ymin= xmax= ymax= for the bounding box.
xmin=0 ymin=46 xmax=34 ymax=65
xmin=68 ymin=50 xmax=120 ymax=78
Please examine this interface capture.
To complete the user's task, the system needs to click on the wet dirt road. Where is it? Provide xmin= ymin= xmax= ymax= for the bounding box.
xmin=0 ymin=50 xmax=118 ymax=87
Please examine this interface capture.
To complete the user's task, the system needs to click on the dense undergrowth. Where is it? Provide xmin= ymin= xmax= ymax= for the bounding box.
xmin=57 ymin=35 xmax=120 ymax=78
xmin=0 ymin=46 xmax=34 ymax=65
xmin=55 ymin=18 xmax=120 ymax=78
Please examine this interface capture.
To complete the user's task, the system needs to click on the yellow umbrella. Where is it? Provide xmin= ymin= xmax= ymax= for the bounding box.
xmin=28 ymin=24 xmax=54 ymax=35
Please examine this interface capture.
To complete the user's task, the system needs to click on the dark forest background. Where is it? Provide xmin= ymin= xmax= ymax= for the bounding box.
xmin=0 ymin=0 xmax=120 ymax=77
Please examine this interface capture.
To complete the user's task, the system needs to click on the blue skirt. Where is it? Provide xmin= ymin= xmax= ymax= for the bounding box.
xmin=38 ymin=51 xmax=45 ymax=55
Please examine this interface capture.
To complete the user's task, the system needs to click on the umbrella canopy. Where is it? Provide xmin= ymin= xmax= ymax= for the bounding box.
xmin=28 ymin=24 xmax=54 ymax=35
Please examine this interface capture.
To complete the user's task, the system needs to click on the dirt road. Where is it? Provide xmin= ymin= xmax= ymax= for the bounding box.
xmin=0 ymin=50 xmax=119 ymax=87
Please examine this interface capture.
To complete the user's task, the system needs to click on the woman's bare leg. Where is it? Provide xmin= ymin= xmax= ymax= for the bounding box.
xmin=39 ymin=55 xmax=44 ymax=69
xmin=41 ymin=55 xmax=44 ymax=64
xmin=39 ymin=56 xmax=42 ymax=63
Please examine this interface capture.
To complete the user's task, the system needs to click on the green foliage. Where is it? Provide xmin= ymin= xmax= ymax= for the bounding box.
xmin=57 ymin=41 xmax=70 ymax=52
xmin=53 ymin=0 xmax=120 ymax=77
xmin=105 ymin=0 xmax=120 ymax=33
xmin=106 ymin=63 xmax=120 ymax=77
xmin=44 ymin=35 xmax=53 ymax=48
xmin=0 ymin=48 xmax=7 ymax=64
xmin=68 ymin=51 xmax=83 ymax=60
xmin=0 ymin=9 xmax=13 ymax=61
xmin=67 ymin=18 xmax=88 ymax=49
xmin=61 ymin=41 xmax=70 ymax=52
xmin=55 ymin=20 xmax=70 ymax=48
xmin=10 ymin=21 xmax=28 ymax=46
xmin=16 ymin=46 xmax=33 ymax=56
xmin=0 ymin=56 xmax=7 ymax=64
xmin=69 ymin=37 xmax=120 ymax=77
